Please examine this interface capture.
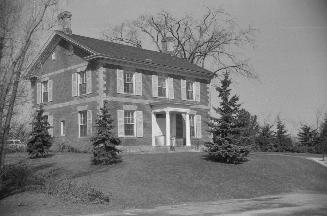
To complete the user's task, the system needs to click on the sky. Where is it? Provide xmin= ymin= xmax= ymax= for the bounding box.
xmin=59 ymin=0 xmax=327 ymax=135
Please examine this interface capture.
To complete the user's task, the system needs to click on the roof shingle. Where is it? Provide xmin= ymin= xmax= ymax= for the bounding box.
xmin=64 ymin=33 xmax=212 ymax=76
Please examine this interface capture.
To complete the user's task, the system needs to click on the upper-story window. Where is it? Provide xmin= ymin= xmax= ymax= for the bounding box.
xmin=79 ymin=71 xmax=87 ymax=95
xmin=41 ymin=81 xmax=48 ymax=103
xmin=186 ymin=81 xmax=194 ymax=100
xmin=72 ymin=69 xmax=92 ymax=97
xmin=51 ymin=52 xmax=56 ymax=61
xmin=124 ymin=71 xmax=134 ymax=94
xmin=158 ymin=76 xmax=167 ymax=97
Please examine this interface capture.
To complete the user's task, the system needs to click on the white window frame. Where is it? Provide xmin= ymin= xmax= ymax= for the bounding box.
xmin=158 ymin=76 xmax=167 ymax=98
xmin=123 ymin=71 xmax=135 ymax=94
xmin=60 ymin=120 xmax=65 ymax=136
xmin=124 ymin=110 xmax=135 ymax=137
xmin=41 ymin=80 xmax=49 ymax=103
xmin=79 ymin=110 xmax=87 ymax=137
xmin=186 ymin=80 xmax=194 ymax=101
xmin=51 ymin=52 xmax=56 ymax=61
xmin=78 ymin=71 xmax=87 ymax=96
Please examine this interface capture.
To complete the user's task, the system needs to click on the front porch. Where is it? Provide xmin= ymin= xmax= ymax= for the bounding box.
xmin=151 ymin=107 xmax=194 ymax=147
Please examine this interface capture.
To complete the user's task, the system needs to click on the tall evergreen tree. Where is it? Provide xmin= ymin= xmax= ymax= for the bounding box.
xmin=206 ymin=72 xmax=250 ymax=164
xmin=275 ymin=116 xmax=292 ymax=152
xmin=235 ymin=108 xmax=259 ymax=147
xmin=27 ymin=105 xmax=52 ymax=158
xmin=91 ymin=102 xmax=121 ymax=165
xmin=255 ymin=123 xmax=275 ymax=152
xmin=297 ymin=124 xmax=318 ymax=147
xmin=319 ymin=115 xmax=327 ymax=160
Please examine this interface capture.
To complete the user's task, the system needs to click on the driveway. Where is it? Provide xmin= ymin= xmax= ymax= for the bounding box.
xmin=87 ymin=192 xmax=327 ymax=216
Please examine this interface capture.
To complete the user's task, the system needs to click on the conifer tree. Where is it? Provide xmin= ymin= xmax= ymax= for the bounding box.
xmin=235 ymin=108 xmax=259 ymax=147
xmin=275 ymin=116 xmax=292 ymax=151
xmin=206 ymin=72 xmax=250 ymax=164
xmin=255 ymin=123 xmax=275 ymax=152
xmin=91 ymin=102 xmax=121 ymax=165
xmin=27 ymin=105 xmax=52 ymax=158
xmin=319 ymin=115 xmax=327 ymax=160
xmin=297 ymin=124 xmax=318 ymax=147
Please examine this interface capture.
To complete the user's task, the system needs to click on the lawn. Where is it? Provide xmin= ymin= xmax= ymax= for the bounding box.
xmin=1 ymin=152 xmax=327 ymax=215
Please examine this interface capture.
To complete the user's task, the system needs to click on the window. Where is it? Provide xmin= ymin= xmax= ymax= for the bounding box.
xmin=51 ymin=52 xmax=56 ymax=61
xmin=124 ymin=110 xmax=135 ymax=136
xmin=186 ymin=81 xmax=194 ymax=100
xmin=79 ymin=111 xmax=87 ymax=137
xmin=60 ymin=120 xmax=65 ymax=136
xmin=190 ymin=115 xmax=195 ymax=137
xmin=158 ymin=76 xmax=167 ymax=97
xmin=79 ymin=71 xmax=87 ymax=95
xmin=43 ymin=115 xmax=48 ymax=122
xmin=124 ymin=71 xmax=134 ymax=94
xmin=41 ymin=81 xmax=48 ymax=103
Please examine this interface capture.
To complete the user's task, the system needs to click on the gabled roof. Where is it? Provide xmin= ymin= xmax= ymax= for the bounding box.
xmin=27 ymin=31 xmax=213 ymax=79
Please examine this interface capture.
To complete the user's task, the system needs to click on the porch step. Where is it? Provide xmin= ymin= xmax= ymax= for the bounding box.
xmin=117 ymin=145 xmax=205 ymax=154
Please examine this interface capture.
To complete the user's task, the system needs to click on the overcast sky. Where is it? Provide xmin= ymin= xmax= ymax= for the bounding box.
xmin=61 ymin=0 xmax=327 ymax=135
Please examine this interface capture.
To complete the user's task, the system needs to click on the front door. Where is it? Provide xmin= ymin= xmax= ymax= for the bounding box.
xmin=175 ymin=114 xmax=185 ymax=146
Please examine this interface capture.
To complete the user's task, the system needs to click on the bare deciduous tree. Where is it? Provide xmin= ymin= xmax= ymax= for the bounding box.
xmin=102 ymin=8 xmax=256 ymax=78
xmin=0 ymin=0 xmax=58 ymax=169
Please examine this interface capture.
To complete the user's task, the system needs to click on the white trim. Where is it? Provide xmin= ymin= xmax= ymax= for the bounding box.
xmin=40 ymin=63 xmax=88 ymax=79
xmin=152 ymin=112 xmax=156 ymax=146
xmin=60 ymin=120 xmax=65 ymax=136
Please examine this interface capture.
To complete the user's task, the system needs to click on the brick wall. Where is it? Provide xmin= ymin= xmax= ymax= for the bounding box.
xmin=49 ymin=101 xmax=98 ymax=152
xmin=105 ymin=101 xmax=152 ymax=146
xmin=103 ymin=64 xmax=209 ymax=106
xmin=30 ymin=39 xmax=211 ymax=150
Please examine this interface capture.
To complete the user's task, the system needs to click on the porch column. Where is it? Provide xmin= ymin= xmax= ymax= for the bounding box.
xmin=165 ymin=110 xmax=171 ymax=146
xmin=152 ymin=112 xmax=156 ymax=146
xmin=185 ymin=112 xmax=191 ymax=146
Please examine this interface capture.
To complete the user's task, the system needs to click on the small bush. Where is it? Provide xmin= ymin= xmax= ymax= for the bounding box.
xmin=27 ymin=106 xmax=52 ymax=158
xmin=205 ymin=141 xmax=250 ymax=164
xmin=45 ymin=178 xmax=110 ymax=204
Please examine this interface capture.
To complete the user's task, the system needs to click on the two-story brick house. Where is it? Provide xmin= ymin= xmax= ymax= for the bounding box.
xmin=27 ymin=11 xmax=213 ymax=151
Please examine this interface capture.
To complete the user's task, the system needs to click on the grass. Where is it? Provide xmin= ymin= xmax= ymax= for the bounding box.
xmin=1 ymin=152 xmax=327 ymax=214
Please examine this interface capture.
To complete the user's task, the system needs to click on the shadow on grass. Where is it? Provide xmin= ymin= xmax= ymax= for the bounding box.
xmin=71 ymin=160 xmax=123 ymax=179
xmin=0 ymin=162 xmax=59 ymax=200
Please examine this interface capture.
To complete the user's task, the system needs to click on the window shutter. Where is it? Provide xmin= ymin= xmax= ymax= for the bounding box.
xmin=168 ymin=77 xmax=174 ymax=99
xmin=195 ymin=114 xmax=202 ymax=138
xmin=135 ymin=72 xmax=142 ymax=96
xmin=48 ymin=80 xmax=53 ymax=102
xmin=78 ymin=112 xmax=80 ymax=137
xmin=36 ymin=82 xmax=41 ymax=104
xmin=116 ymin=69 xmax=124 ymax=94
xmin=194 ymin=82 xmax=200 ymax=102
xmin=117 ymin=110 xmax=124 ymax=137
xmin=87 ymin=110 xmax=92 ymax=136
xmin=72 ymin=73 xmax=77 ymax=97
xmin=181 ymin=79 xmax=186 ymax=100
xmin=136 ymin=111 xmax=143 ymax=137
xmin=86 ymin=70 xmax=92 ymax=94
xmin=48 ymin=114 xmax=54 ymax=136
xmin=152 ymin=75 xmax=158 ymax=97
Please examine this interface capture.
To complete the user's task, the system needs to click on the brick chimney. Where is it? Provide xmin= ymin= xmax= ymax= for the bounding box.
xmin=161 ymin=37 xmax=174 ymax=54
xmin=57 ymin=11 xmax=72 ymax=34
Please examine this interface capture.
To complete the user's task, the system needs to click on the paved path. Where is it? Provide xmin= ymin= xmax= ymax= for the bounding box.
xmin=307 ymin=157 xmax=327 ymax=167
xmin=82 ymin=192 xmax=327 ymax=216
